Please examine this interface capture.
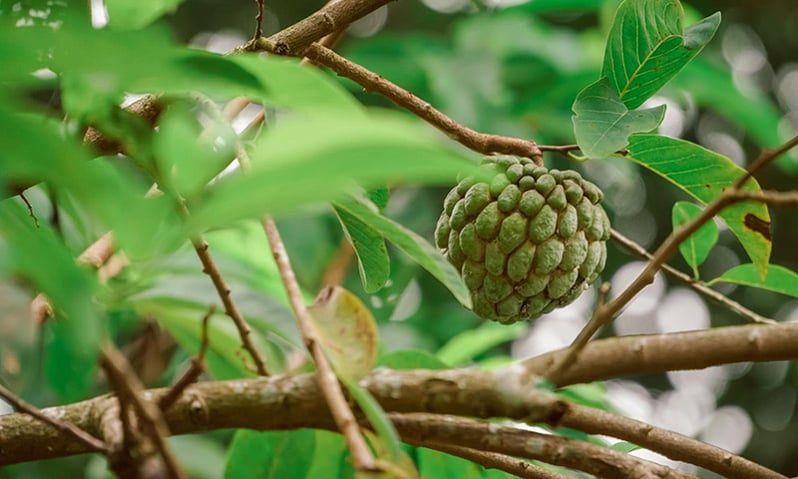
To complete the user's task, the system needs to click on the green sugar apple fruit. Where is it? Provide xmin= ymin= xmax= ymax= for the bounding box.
xmin=435 ymin=155 xmax=610 ymax=323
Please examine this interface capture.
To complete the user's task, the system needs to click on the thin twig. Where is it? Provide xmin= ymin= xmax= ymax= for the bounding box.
xmin=262 ymin=218 xmax=378 ymax=472
xmin=77 ymin=232 xmax=115 ymax=269
xmin=728 ymin=189 xmax=798 ymax=206
xmin=610 ymin=228 xmax=772 ymax=324
xmin=0 ymin=384 xmax=108 ymax=454
xmin=537 ymin=144 xmax=580 ymax=156
xmin=555 ymin=133 xmax=798 ymax=373
xmin=253 ymin=0 xmax=264 ymax=39
xmin=424 ymin=443 xmax=573 ymax=479
xmin=252 ymin=39 xmax=543 ymax=164
xmin=100 ymin=346 xmax=188 ymax=479
xmin=321 ymin=237 xmax=355 ymax=288
xmin=159 ymin=306 xmax=214 ymax=411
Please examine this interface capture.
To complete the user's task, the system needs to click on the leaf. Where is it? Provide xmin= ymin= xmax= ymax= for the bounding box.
xmin=340 ymin=376 xmax=417 ymax=478
xmin=436 ymin=322 xmax=527 ymax=367
xmin=709 ymin=264 xmax=798 ymax=299
xmin=187 ymin=112 xmax=476 ymax=233
xmin=306 ymin=431 xmax=348 ymax=479
xmin=105 ymin=0 xmax=186 ymax=30
xmin=417 ymin=448 xmax=483 ymax=479
xmin=671 ymin=201 xmax=718 ymax=276
xmin=223 ymin=429 xmax=315 ymax=479
xmin=602 ymin=0 xmax=720 ymax=108
xmin=334 ymin=206 xmax=391 ymax=293
xmin=333 ymin=195 xmax=472 ymax=309
xmin=233 ymin=55 xmax=363 ymax=114
xmin=611 ymin=442 xmax=641 ymax=453
xmin=308 ymin=286 xmax=378 ymax=381
xmin=133 ymin=298 xmax=286 ymax=379
xmin=507 ymin=0 xmax=604 ymax=13
xmin=377 ymin=350 xmax=448 ymax=370
xmin=572 ymin=77 xmax=665 ymax=158
xmin=557 ymin=383 xmax=609 ymax=411
xmin=625 ymin=134 xmax=771 ymax=277
xmin=0 ymin=201 xmax=100 ymax=402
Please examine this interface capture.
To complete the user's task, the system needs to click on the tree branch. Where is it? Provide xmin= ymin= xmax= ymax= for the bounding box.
xmin=2 ymin=324 xmax=795 ymax=478
xmin=262 ymin=219 xmax=377 ymax=472
xmin=393 ymin=414 xmax=698 ymax=479
xmin=610 ymin=228 xmax=772 ymax=324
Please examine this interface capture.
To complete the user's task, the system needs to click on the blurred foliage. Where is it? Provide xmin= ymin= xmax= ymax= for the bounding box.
xmin=0 ymin=0 xmax=797 ymax=477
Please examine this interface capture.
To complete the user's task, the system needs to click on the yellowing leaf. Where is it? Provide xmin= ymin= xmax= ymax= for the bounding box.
xmin=308 ymin=286 xmax=378 ymax=381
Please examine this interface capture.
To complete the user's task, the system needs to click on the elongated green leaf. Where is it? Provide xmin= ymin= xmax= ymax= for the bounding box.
xmin=308 ymin=286 xmax=378 ymax=381
xmin=334 ymin=206 xmax=390 ymax=293
xmin=333 ymin=195 xmax=471 ymax=308
xmin=233 ymin=55 xmax=363 ymax=114
xmin=188 ymin=112 xmax=475 ymax=234
xmin=0 ymin=201 xmax=100 ymax=402
xmin=625 ymin=134 xmax=771 ymax=277
xmin=572 ymin=77 xmax=665 ymax=158
xmin=709 ymin=264 xmax=798 ymax=299
xmin=133 ymin=298 xmax=285 ymax=378
xmin=671 ymin=201 xmax=718 ymax=276
xmin=306 ymin=431 xmax=348 ymax=479
xmin=602 ymin=0 xmax=720 ymax=108
xmin=437 ymin=321 xmax=527 ymax=367
xmin=507 ymin=0 xmax=604 ymax=13
xmin=224 ymin=429 xmax=315 ymax=479
xmin=106 ymin=0 xmax=186 ymax=30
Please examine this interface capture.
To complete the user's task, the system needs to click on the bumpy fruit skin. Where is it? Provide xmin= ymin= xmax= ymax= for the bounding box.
xmin=435 ymin=156 xmax=610 ymax=323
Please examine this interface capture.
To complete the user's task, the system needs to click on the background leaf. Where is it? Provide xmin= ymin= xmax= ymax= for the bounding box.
xmin=224 ymin=429 xmax=315 ymax=479
xmin=709 ymin=264 xmax=798 ymax=299
xmin=377 ymin=350 xmax=448 ymax=370
xmin=625 ymin=134 xmax=771 ymax=277
xmin=334 ymin=196 xmax=472 ymax=308
xmin=105 ymin=0 xmax=186 ymax=30
xmin=671 ymin=201 xmax=719 ymax=276
xmin=572 ymin=77 xmax=665 ymax=158
xmin=436 ymin=322 xmax=527 ymax=367
xmin=188 ymin=112 xmax=476 ymax=233
xmin=308 ymin=286 xmax=378 ymax=381
xmin=602 ymin=0 xmax=720 ymax=108
xmin=0 ymin=201 xmax=101 ymax=401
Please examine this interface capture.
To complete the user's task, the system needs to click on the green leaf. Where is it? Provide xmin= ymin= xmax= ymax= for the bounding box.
xmin=709 ymin=264 xmax=798 ymax=299
xmin=224 ymin=429 xmax=315 ymax=479
xmin=306 ymin=431 xmax=348 ymax=479
xmin=233 ymin=55 xmax=363 ymax=114
xmin=105 ymin=0 xmax=186 ymax=30
xmin=154 ymin=100 xmax=238 ymax=197
xmin=333 ymin=195 xmax=472 ymax=309
xmin=188 ymin=112 xmax=475 ymax=233
xmin=572 ymin=77 xmax=665 ymax=158
xmin=507 ymin=0 xmax=604 ymax=14
xmin=377 ymin=350 xmax=448 ymax=370
xmin=334 ymin=206 xmax=390 ymax=293
xmin=436 ymin=322 xmax=527 ymax=367
xmin=671 ymin=201 xmax=718 ymax=276
xmin=557 ymin=383 xmax=609 ymax=411
xmin=602 ymin=0 xmax=720 ymax=108
xmin=0 ymin=201 xmax=101 ymax=402
xmin=611 ymin=441 xmax=641 ymax=453
xmin=417 ymin=448 xmax=483 ymax=479
xmin=624 ymin=134 xmax=771 ymax=277
xmin=308 ymin=286 xmax=378 ymax=381
xmin=133 ymin=298 xmax=285 ymax=379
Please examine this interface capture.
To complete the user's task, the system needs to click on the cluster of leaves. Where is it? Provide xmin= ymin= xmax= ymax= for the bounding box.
xmin=1 ymin=0 xmax=798 ymax=477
